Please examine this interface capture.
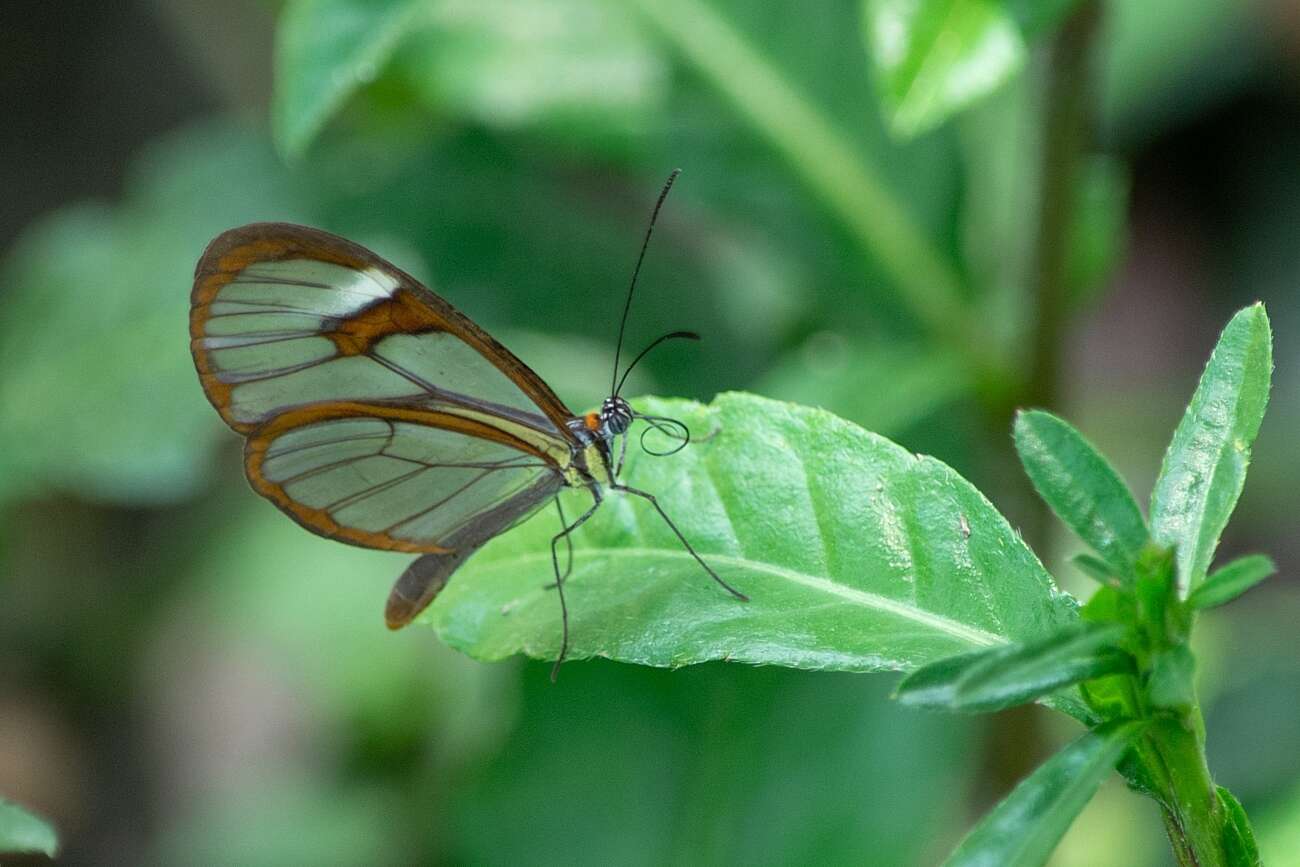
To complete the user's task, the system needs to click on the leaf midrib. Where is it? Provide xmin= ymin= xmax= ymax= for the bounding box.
xmin=469 ymin=547 xmax=1004 ymax=649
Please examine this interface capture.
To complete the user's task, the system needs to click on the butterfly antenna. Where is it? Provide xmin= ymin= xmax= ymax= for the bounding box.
xmin=614 ymin=330 xmax=699 ymax=397
xmin=611 ymin=169 xmax=681 ymax=395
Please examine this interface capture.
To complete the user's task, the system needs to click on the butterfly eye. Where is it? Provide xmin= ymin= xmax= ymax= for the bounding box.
xmin=601 ymin=399 xmax=633 ymax=435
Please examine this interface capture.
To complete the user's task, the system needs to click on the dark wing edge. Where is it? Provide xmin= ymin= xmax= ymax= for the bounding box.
xmin=244 ymin=401 xmax=566 ymax=554
xmin=385 ymin=473 xmax=563 ymax=629
xmin=189 ymin=221 xmax=576 ymax=434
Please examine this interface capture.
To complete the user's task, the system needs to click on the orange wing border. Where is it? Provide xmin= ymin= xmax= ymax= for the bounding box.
xmin=244 ymin=401 xmax=563 ymax=553
xmin=190 ymin=222 xmax=576 ymax=435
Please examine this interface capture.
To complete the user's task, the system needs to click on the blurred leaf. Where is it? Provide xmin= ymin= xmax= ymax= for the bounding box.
xmin=896 ymin=622 xmax=1128 ymax=714
xmin=1150 ymin=304 xmax=1273 ymax=596
xmin=273 ymin=0 xmax=430 ymax=159
xmin=756 ymin=338 xmax=972 ymax=437
xmin=0 ymin=123 xmax=306 ymax=506
xmin=1188 ymin=554 xmax=1276 ymax=611
xmin=958 ymin=84 xmax=1128 ymax=347
xmin=942 ymin=720 xmax=1146 ymax=867
xmin=1100 ymin=0 xmax=1259 ymax=139
xmin=1255 ymin=776 xmax=1300 ymax=867
xmin=1014 ymin=409 xmax=1148 ymax=576
xmin=1219 ymin=784 xmax=1262 ymax=867
xmin=454 ymin=663 xmax=973 ymax=866
xmin=1071 ymin=553 xmax=1119 ymax=586
xmin=398 ymin=0 xmax=664 ymax=144
xmin=425 ymin=392 xmax=1078 ymax=670
xmin=1065 ymin=155 xmax=1129 ymax=305
xmin=179 ymin=500 xmax=513 ymax=761
xmin=1002 ymin=0 xmax=1081 ymax=34
xmin=154 ymin=779 xmax=406 ymax=867
xmin=863 ymin=0 xmax=1027 ymax=139
xmin=0 ymin=797 xmax=58 ymax=857
xmin=957 ymin=74 xmax=1036 ymax=353
xmin=632 ymin=0 xmax=968 ymax=339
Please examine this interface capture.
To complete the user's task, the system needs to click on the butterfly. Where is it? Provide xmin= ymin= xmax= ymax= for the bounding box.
xmin=189 ymin=170 xmax=747 ymax=676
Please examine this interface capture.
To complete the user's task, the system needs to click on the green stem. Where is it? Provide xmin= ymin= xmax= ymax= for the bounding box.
xmin=1024 ymin=0 xmax=1100 ymax=412
xmin=1146 ymin=714 xmax=1227 ymax=867
xmin=628 ymin=0 xmax=968 ymax=344
xmin=969 ymin=0 xmax=1107 ymax=816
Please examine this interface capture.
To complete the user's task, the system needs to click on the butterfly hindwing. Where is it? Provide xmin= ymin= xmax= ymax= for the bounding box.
xmin=245 ymin=403 xmax=565 ymax=553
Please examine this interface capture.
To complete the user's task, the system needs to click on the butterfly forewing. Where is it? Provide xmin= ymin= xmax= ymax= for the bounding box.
xmin=190 ymin=222 xmax=573 ymax=435
xmin=190 ymin=223 xmax=582 ymax=561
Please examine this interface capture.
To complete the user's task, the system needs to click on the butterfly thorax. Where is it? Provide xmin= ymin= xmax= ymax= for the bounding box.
xmin=563 ymin=395 xmax=632 ymax=488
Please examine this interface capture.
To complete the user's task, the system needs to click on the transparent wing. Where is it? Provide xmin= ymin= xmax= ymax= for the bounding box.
xmin=190 ymin=223 xmax=575 ymax=440
xmin=245 ymin=403 xmax=565 ymax=553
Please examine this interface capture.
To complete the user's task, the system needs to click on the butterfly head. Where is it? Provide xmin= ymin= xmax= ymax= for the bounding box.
xmin=599 ymin=396 xmax=634 ymax=437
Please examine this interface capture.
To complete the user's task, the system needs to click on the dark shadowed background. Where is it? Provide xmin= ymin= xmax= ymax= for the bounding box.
xmin=2 ymin=1 xmax=1299 ymax=864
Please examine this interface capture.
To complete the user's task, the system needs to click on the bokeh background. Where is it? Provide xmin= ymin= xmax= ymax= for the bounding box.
xmin=1 ymin=1 xmax=1298 ymax=864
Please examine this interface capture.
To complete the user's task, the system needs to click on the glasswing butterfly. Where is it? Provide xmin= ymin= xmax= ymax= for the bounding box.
xmin=189 ymin=171 xmax=747 ymax=677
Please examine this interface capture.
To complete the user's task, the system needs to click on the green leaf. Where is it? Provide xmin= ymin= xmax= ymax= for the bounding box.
xmin=450 ymin=665 xmax=973 ymax=867
xmin=755 ymin=340 xmax=972 ymax=437
xmin=273 ymin=0 xmax=430 ymax=158
xmin=1150 ymin=304 xmax=1273 ymax=596
xmin=1217 ymin=786 xmax=1262 ymax=867
xmin=1187 ymin=554 xmax=1276 ymax=610
xmin=1002 ymin=0 xmax=1083 ymax=34
xmin=863 ymin=0 xmax=1028 ymax=138
xmin=0 ymin=797 xmax=58 ymax=857
xmin=154 ymin=780 xmax=405 ymax=866
xmin=1070 ymin=553 xmax=1120 ymax=586
xmin=425 ymin=393 xmax=1078 ymax=671
xmin=1014 ymin=410 xmax=1149 ymax=576
xmin=397 ymin=0 xmax=663 ymax=144
xmin=895 ymin=622 xmax=1130 ymax=713
xmin=1065 ymin=156 xmax=1130 ymax=306
xmin=1101 ymin=0 xmax=1257 ymax=137
xmin=0 ymin=122 xmax=304 ymax=506
xmin=943 ymin=720 xmax=1146 ymax=867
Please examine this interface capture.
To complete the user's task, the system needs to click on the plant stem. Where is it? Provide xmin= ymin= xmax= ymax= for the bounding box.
xmin=970 ymin=0 xmax=1108 ymax=811
xmin=628 ymin=0 xmax=968 ymax=345
xmin=1024 ymin=0 xmax=1101 ymax=413
xmin=1146 ymin=714 xmax=1227 ymax=867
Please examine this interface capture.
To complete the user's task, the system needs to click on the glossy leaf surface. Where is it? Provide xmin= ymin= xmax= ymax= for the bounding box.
xmin=1187 ymin=554 xmax=1276 ymax=611
xmin=896 ymin=622 xmax=1129 ymax=713
xmin=1218 ymin=786 xmax=1262 ymax=867
xmin=424 ymin=393 xmax=1077 ymax=671
xmin=1150 ymin=304 xmax=1272 ymax=596
xmin=0 ymin=798 xmax=58 ymax=857
xmin=863 ymin=0 xmax=1027 ymax=138
xmin=1015 ymin=409 xmax=1148 ymax=576
xmin=943 ymin=720 xmax=1146 ymax=867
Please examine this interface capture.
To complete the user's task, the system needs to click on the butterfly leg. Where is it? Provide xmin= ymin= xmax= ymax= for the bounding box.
xmin=542 ymin=496 xmax=575 ymax=591
xmin=548 ymin=490 xmax=603 ymax=681
xmin=613 ymin=432 xmax=629 ymax=478
xmin=610 ymin=483 xmax=749 ymax=602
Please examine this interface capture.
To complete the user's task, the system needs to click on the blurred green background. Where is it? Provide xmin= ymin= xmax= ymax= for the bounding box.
xmin=1 ymin=1 xmax=1297 ymax=864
